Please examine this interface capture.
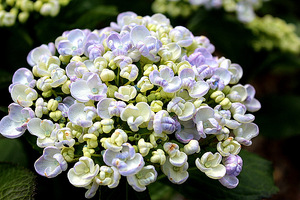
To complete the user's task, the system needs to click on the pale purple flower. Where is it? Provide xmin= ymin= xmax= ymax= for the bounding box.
xmin=183 ymin=47 xmax=217 ymax=70
xmin=57 ymin=29 xmax=88 ymax=56
xmin=230 ymin=103 xmax=255 ymax=123
xmin=9 ymin=68 xmax=36 ymax=92
xmin=34 ymin=146 xmax=67 ymax=178
xmin=110 ymin=11 xmax=139 ymax=32
xmin=107 ymin=32 xmax=133 ymax=58
xmin=219 ymin=155 xmax=243 ymax=189
xmin=130 ymin=25 xmax=162 ymax=62
xmin=66 ymin=61 xmax=89 ymax=82
xmin=58 ymin=96 xmax=76 ymax=117
xmin=70 ymin=73 xmax=107 ymax=102
xmin=206 ymin=68 xmax=231 ymax=91
xmin=189 ymin=0 xmax=222 ymax=9
xmin=149 ymin=67 xmax=182 ymax=93
xmin=103 ymin=143 xmax=145 ymax=176
xmin=193 ymin=106 xmax=222 ymax=138
xmin=84 ymin=32 xmax=106 ymax=60
xmin=27 ymin=44 xmax=55 ymax=67
xmin=153 ymin=110 xmax=177 ymax=136
xmin=243 ymin=84 xmax=261 ymax=112
xmin=169 ymin=26 xmax=194 ymax=47
xmin=175 ymin=119 xmax=201 ymax=143
xmin=0 ymin=103 xmax=35 ymax=138
xmin=194 ymin=36 xmax=215 ymax=53
xmin=179 ymin=68 xmax=209 ymax=98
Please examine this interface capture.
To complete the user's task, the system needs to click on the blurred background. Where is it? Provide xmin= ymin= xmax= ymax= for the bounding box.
xmin=0 ymin=0 xmax=300 ymax=199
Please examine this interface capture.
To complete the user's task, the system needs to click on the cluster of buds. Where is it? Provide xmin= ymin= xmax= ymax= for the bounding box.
xmin=0 ymin=0 xmax=70 ymax=26
xmin=0 ymin=11 xmax=261 ymax=198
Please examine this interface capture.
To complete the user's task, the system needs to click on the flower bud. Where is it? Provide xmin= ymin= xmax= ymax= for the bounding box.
xmin=47 ymin=99 xmax=59 ymax=111
xmin=183 ymin=140 xmax=200 ymax=155
xmin=150 ymin=149 xmax=166 ymax=165
xmin=100 ymin=69 xmax=115 ymax=82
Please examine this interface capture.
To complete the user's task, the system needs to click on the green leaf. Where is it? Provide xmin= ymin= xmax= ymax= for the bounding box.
xmin=0 ymin=162 xmax=36 ymax=200
xmin=0 ymin=138 xmax=29 ymax=167
xmin=158 ymin=150 xmax=278 ymax=200
xmin=255 ymin=95 xmax=300 ymax=138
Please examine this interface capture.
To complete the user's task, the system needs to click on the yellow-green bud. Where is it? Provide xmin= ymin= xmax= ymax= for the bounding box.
xmin=150 ymin=100 xmax=163 ymax=112
xmin=34 ymin=0 xmax=43 ymax=12
xmin=136 ymin=93 xmax=147 ymax=102
xmin=107 ymin=84 xmax=118 ymax=98
xmin=6 ymin=0 xmax=15 ymax=6
xmin=47 ymin=99 xmax=58 ymax=111
xmin=83 ymin=146 xmax=95 ymax=158
xmin=42 ymin=90 xmax=53 ymax=98
xmin=147 ymin=93 xmax=156 ymax=102
xmin=18 ymin=11 xmax=29 ymax=23
xmin=49 ymin=110 xmax=62 ymax=121
xmin=210 ymin=91 xmax=225 ymax=103
xmin=160 ymin=90 xmax=175 ymax=99
xmin=59 ymin=55 xmax=71 ymax=64
xmin=220 ymin=98 xmax=232 ymax=110
xmin=61 ymin=80 xmax=71 ymax=94
xmin=100 ymin=69 xmax=115 ymax=82
xmin=61 ymin=147 xmax=75 ymax=162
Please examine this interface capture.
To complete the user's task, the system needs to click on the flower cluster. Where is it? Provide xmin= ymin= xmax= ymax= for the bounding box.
xmin=0 ymin=11 xmax=261 ymax=198
xmin=0 ymin=0 xmax=70 ymax=27
xmin=152 ymin=0 xmax=267 ymax=23
xmin=247 ymin=15 xmax=300 ymax=54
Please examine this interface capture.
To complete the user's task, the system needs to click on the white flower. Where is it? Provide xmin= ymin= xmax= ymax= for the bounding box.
xmin=233 ymin=123 xmax=259 ymax=146
xmin=100 ymin=129 xmax=128 ymax=152
xmin=70 ymin=73 xmax=107 ymax=102
xmin=127 ymin=165 xmax=157 ymax=192
xmin=183 ymin=140 xmax=200 ymax=155
xmin=96 ymin=166 xmax=121 ymax=188
xmin=0 ymin=103 xmax=35 ymax=138
xmin=150 ymin=149 xmax=166 ymax=165
xmin=217 ymin=137 xmax=241 ymax=157
xmin=34 ymin=146 xmax=67 ymax=178
xmin=120 ymin=64 xmax=139 ymax=81
xmin=97 ymin=98 xmax=126 ymax=119
xmin=55 ymin=127 xmax=76 ymax=148
xmin=27 ymin=118 xmax=59 ymax=148
xmin=138 ymin=138 xmax=153 ymax=157
xmin=114 ymin=85 xmax=137 ymax=102
xmin=137 ymin=76 xmax=154 ymax=92
xmin=67 ymin=156 xmax=100 ymax=187
xmin=230 ymin=103 xmax=255 ymax=123
xmin=167 ymin=97 xmax=195 ymax=121
xmin=120 ymin=102 xmax=151 ymax=131
xmin=195 ymin=152 xmax=226 ymax=179
xmin=68 ymin=103 xmax=97 ymax=127
xmin=11 ymin=84 xmax=38 ymax=107
xmin=161 ymin=156 xmax=189 ymax=184
xmin=9 ymin=68 xmax=36 ymax=92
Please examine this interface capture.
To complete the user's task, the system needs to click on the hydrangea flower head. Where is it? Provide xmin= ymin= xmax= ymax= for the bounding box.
xmin=0 ymin=11 xmax=261 ymax=198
